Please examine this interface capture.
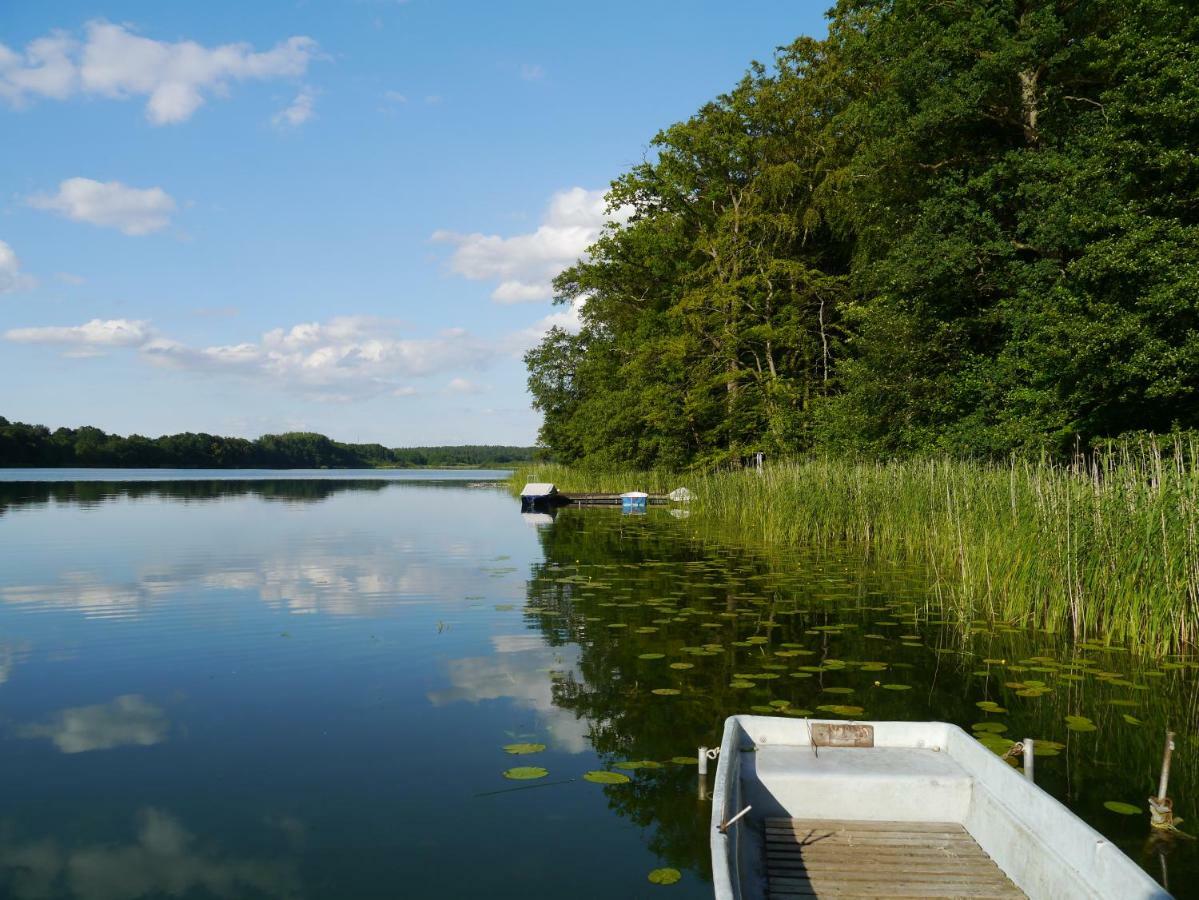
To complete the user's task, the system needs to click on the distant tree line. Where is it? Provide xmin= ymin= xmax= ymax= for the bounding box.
xmin=0 ymin=417 xmax=535 ymax=469
xmin=526 ymin=0 xmax=1199 ymax=466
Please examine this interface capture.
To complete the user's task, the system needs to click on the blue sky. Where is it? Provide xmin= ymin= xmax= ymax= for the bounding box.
xmin=1 ymin=1 xmax=827 ymax=446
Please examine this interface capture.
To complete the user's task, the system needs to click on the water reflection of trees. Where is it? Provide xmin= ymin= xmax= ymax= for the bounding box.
xmin=0 ymin=479 xmax=498 ymax=516
xmin=522 ymin=508 xmax=1199 ymax=887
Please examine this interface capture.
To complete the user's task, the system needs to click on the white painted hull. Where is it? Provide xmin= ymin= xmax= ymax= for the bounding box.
xmin=710 ymin=716 xmax=1170 ymax=900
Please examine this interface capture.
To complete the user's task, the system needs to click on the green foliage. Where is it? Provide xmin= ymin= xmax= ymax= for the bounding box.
xmin=526 ymin=0 xmax=1199 ymax=463
xmin=513 ymin=433 xmax=1199 ymax=653
xmin=0 ymin=416 xmax=535 ymax=469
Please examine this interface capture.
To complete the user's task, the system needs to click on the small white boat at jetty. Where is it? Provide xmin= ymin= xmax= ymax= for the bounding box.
xmin=711 ymin=716 xmax=1169 ymax=900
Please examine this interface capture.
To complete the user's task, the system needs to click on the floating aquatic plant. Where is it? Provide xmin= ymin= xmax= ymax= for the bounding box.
xmin=1103 ymin=801 xmax=1141 ymax=815
xmin=583 ymin=770 xmax=631 ymax=784
xmin=502 ymin=743 xmax=546 ymax=755
xmin=648 ymin=867 xmax=681 ymax=885
xmin=503 ymin=767 xmax=548 ymax=780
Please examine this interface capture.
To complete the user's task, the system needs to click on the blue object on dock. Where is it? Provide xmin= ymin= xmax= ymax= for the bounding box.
xmin=621 ymin=491 xmax=648 ymax=513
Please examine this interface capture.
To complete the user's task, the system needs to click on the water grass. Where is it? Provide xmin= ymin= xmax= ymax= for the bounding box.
xmin=512 ymin=437 xmax=1199 ymax=654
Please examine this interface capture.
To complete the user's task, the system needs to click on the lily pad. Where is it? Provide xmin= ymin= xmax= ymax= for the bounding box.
xmin=822 ymin=686 xmax=855 ymax=694
xmin=583 ymin=770 xmax=631 ymax=784
xmin=972 ymin=722 xmax=1008 ymax=733
xmin=668 ymin=662 xmax=694 ymax=670
xmin=652 ymin=688 xmax=681 ymax=696
xmin=729 ymin=681 xmax=755 ymax=689
xmin=639 ymin=653 xmax=666 ymax=660
xmin=1065 ymin=715 xmax=1097 ymax=732
xmin=502 ymin=743 xmax=546 ymax=755
xmin=1122 ymin=714 xmax=1143 ymax=726
xmin=816 ymin=704 xmax=864 ymax=716
xmin=502 ymin=766 xmax=548 ymax=780
xmin=975 ymin=701 xmax=1007 ymax=713
xmin=648 ymin=867 xmax=682 ymax=885
xmin=1103 ymin=801 xmax=1141 ymax=815
xmin=669 ymin=756 xmax=698 ymax=765
xmin=881 ymin=684 xmax=912 ymax=691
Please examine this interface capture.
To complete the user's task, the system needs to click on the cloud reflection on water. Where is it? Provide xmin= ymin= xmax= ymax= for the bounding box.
xmin=0 ymin=540 xmax=521 ymax=621
xmin=427 ymin=636 xmax=592 ymax=753
xmin=0 ymin=808 xmax=298 ymax=900
xmin=18 ymin=694 xmax=168 ymax=754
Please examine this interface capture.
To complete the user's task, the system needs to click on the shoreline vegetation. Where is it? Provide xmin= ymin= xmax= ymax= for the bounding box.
xmin=511 ymin=438 xmax=1199 ymax=655
xmin=512 ymin=4 xmax=1199 ymax=656
xmin=0 ymin=417 xmax=533 ymax=470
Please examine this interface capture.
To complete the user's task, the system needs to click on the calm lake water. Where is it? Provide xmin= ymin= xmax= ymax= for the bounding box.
xmin=0 ymin=472 xmax=1195 ymax=898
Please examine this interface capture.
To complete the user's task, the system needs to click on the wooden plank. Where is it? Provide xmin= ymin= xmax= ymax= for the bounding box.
xmin=766 ymin=818 xmax=965 ymax=832
xmin=767 ymin=858 xmax=1008 ymax=876
xmin=767 ymin=866 xmax=1013 ymax=885
xmin=764 ymin=818 xmax=1025 ymax=900
xmin=766 ymin=834 xmax=973 ymax=848
xmin=768 ymin=878 xmax=1023 ymax=898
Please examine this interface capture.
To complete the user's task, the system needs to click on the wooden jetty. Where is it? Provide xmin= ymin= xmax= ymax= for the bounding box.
xmin=557 ymin=492 xmax=668 ymax=506
xmin=520 ymin=483 xmax=669 ymax=509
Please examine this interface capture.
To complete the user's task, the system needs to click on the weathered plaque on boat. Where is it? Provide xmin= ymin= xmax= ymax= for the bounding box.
xmin=810 ymin=723 xmax=874 ymax=747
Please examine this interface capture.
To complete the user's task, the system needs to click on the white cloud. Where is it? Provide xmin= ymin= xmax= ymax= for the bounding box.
xmin=0 ymin=239 xmax=36 ymax=293
xmin=432 ymin=187 xmax=628 ymax=303
xmin=382 ymin=89 xmax=407 ymax=104
xmin=18 ymin=694 xmax=168 ymax=754
xmin=445 ymin=377 xmax=485 ymax=394
xmin=5 ymin=318 xmax=152 ymax=347
xmin=3 ymin=314 xmax=499 ymax=400
xmin=520 ymin=63 xmax=544 ymax=81
xmin=272 ymin=85 xmax=315 ymax=127
xmin=28 ymin=178 xmax=176 ymax=235
xmin=55 ymin=272 xmax=86 ymax=285
xmin=0 ymin=21 xmax=319 ymax=124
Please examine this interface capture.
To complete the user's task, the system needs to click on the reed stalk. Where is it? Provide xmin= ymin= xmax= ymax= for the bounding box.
xmin=511 ymin=437 xmax=1199 ymax=654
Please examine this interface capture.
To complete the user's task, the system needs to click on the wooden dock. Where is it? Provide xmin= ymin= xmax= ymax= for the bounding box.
xmin=764 ymin=818 xmax=1025 ymax=899
xmin=557 ymin=492 xmax=668 ymax=506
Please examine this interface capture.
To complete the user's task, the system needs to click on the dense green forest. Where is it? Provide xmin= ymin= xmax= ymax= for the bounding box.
xmin=526 ymin=0 xmax=1199 ymax=467
xmin=0 ymin=417 xmax=534 ymax=469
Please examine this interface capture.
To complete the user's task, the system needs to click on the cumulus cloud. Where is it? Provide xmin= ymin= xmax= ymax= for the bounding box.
xmin=0 ymin=240 xmax=36 ymax=293
xmin=432 ymin=186 xmax=628 ymax=304
xmin=3 ymin=314 xmax=497 ymax=400
xmin=28 ymin=178 xmax=176 ymax=235
xmin=5 ymin=318 xmax=153 ymax=348
xmin=18 ymin=694 xmax=168 ymax=754
xmin=4 ymin=313 xmax=152 ymax=347
xmin=519 ymin=63 xmax=544 ymax=81
xmin=272 ymin=85 xmax=315 ymax=127
xmin=0 ymin=21 xmax=319 ymax=124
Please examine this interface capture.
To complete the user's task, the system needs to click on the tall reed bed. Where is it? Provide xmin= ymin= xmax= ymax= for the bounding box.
xmin=512 ymin=439 xmax=1199 ymax=653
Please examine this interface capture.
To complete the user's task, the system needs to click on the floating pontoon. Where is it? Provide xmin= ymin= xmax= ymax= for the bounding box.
xmin=711 ymin=716 xmax=1169 ymax=900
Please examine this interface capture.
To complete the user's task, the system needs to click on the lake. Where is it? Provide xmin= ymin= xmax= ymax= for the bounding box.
xmin=0 ymin=472 xmax=1195 ymax=898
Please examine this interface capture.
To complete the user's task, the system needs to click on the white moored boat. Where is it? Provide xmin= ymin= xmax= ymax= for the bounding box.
xmin=710 ymin=716 xmax=1170 ymax=899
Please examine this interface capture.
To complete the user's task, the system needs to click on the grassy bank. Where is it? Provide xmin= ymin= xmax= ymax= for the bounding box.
xmin=512 ymin=442 xmax=1199 ymax=654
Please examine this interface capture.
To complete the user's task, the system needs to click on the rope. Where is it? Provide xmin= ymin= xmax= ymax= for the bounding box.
xmin=1001 ymin=742 xmax=1024 ymax=761
xmin=1148 ymin=796 xmax=1194 ymax=838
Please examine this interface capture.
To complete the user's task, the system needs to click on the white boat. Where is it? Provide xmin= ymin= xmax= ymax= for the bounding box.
xmin=710 ymin=716 xmax=1170 ymax=899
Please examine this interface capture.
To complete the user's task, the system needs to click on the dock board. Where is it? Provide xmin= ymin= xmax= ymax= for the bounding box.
xmin=764 ymin=818 xmax=1025 ymax=899
xmin=556 ymin=492 xmax=668 ymax=506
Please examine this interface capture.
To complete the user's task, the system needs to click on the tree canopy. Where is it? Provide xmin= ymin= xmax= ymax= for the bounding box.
xmin=0 ymin=417 xmax=534 ymax=469
xmin=526 ymin=0 xmax=1199 ymax=466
